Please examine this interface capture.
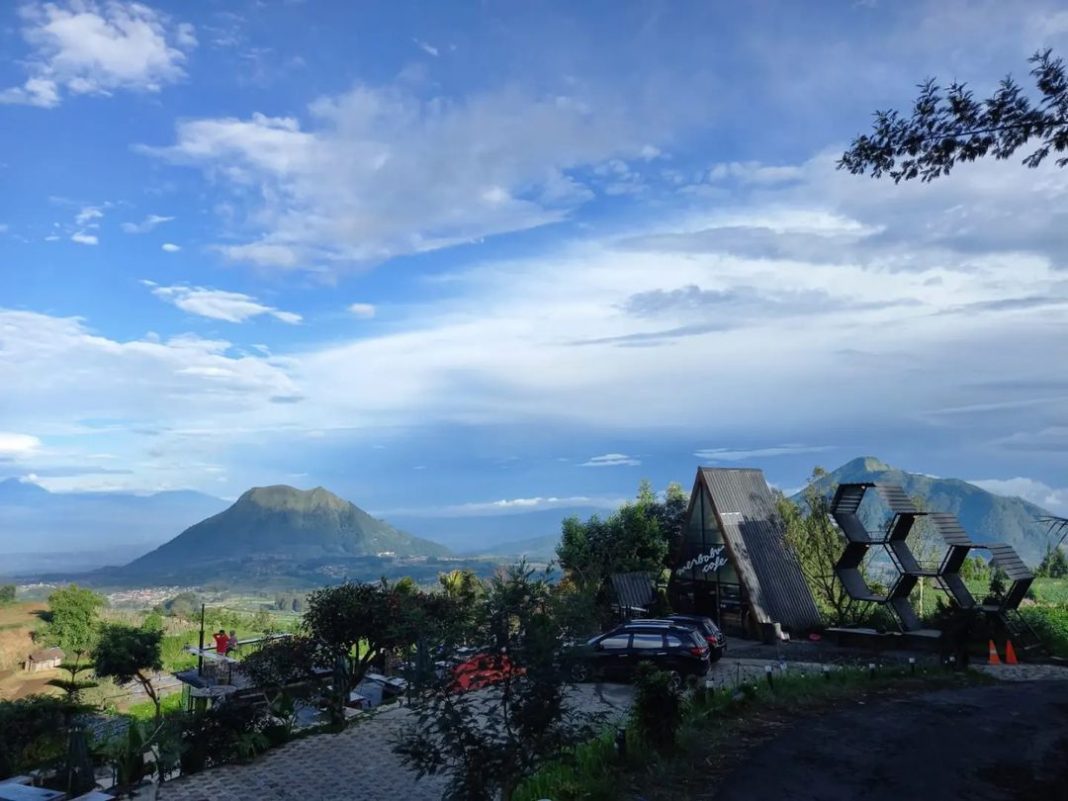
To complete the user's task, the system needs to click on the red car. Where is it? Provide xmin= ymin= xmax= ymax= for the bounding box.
xmin=450 ymin=652 xmax=525 ymax=693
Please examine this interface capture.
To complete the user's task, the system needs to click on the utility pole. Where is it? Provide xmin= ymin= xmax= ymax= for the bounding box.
xmin=198 ymin=603 xmax=206 ymax=677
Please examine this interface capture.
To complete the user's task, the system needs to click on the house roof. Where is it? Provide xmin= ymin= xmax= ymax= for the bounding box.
xmin=610 ymin=572 xmax=657 ymax=612
xmin=29 ymin=647 xmax=64 ymax=661
xmin=698 ymin=467 xmax=822 ymax=632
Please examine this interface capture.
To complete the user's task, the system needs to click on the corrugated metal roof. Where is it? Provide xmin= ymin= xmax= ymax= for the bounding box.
xmin=699 ymin=468 xmax=822 ymax=632
xmin=611 ymin=571 xmax=656 ymax=612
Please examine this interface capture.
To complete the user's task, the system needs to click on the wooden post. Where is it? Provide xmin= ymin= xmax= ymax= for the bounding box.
xmin=197 ymin=604 xmax=205 ymax=677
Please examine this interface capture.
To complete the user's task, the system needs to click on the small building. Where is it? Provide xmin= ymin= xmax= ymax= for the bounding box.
xmin=23 ymin=647 xmax=64 ymax=673
xmin=668 ymin=467 xmax=821 ymax=637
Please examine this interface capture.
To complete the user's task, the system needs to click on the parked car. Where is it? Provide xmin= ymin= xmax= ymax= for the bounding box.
xmin=450 ymin=651 xmax=524 ymax=693
xmin=565 ymin=622 xmax=710 ymax=687
xmin=662 ymin=615 xmax=727 ymax=662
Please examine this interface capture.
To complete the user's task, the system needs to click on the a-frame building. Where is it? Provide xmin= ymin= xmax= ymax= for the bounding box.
xmin=669 ymin=467 xmax=821 ymax=636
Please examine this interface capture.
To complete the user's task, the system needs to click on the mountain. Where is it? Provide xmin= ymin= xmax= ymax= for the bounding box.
xmin=0 ymin=479 xmax=229 ymax=574
xmin=799 ymin=457 xmax=1053 ymax=565
xmin=117 ymin=485 xmax=450 ymax=581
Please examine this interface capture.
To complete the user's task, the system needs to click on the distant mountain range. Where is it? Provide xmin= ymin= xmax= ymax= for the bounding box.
xmin=2 ymin=458 xmax=1054 ymax=584
xmin=0 ymin=479 xmax=228 ymax=575
xmin=798 ymin=457 xmax=1053 ymax=565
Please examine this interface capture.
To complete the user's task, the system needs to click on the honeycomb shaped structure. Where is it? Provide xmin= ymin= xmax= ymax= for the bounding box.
xmin=830 ymin=482 xmax=1031 ymax=633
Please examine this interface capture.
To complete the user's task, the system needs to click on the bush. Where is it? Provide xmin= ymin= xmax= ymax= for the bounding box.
xmin=1019 ymin=606 xmax=1068 ymax=658
xmin=0 ymin=695 xmax=68 ymax=777
xmin=631 ymin=664 xmax=683 ymax=752
xmin=176 ymin=703 xmax=274 ymax=773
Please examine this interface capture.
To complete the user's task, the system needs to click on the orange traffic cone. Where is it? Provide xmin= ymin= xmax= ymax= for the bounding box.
xmin=1005 ymin=640 xmax=1019 ymax=665
xmin=988 ymin=640 xmax=1002 ymax=665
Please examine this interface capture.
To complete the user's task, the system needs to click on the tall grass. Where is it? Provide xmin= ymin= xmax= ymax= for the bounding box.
xmin=1019 ymin=606 xmax=1068 ymax=657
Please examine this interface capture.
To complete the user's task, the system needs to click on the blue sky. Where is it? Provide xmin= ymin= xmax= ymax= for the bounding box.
xmin=2 ymin=0 xmax=1068 ymax=523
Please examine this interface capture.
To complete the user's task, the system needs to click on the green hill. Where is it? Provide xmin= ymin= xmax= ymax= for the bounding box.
xmin=799 ymin=457 xmax=1052 ymax=565
xmin=120 ymin=485 xmax=449 ymax=579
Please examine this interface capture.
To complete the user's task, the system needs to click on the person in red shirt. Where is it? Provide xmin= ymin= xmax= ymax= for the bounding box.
xmin=213 ymin=629 xmax=229 ymax=655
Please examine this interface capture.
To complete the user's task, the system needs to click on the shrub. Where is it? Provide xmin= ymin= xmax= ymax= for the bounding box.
xmin=631 ymin=664 xmax=683 ymax=752
xmin=1019 ymin=606 xmax=1068 ymax=658
xmin=176 ymin=703 xmax=274 ymax=773
xmin=0 ymin=695 xmax=68 ymax=777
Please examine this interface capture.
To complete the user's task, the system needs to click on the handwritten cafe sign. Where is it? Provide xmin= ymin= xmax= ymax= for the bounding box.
xmin=680 ymin=544 xmax=728 ymax=575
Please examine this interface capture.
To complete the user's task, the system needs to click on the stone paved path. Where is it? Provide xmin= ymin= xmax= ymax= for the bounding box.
xmin=977 ymin=662 xmax=1068 ymax=681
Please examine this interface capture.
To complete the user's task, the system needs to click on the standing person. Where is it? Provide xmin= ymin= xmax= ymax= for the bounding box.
xmin=213 ymin=629 xmax=229 ymax=655
xmin=226 ymin=630 xmax=239 ymax=654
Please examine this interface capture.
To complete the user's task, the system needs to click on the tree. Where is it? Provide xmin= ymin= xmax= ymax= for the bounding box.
xmin=45 ymin=584 xmax=105 ymax=659
xmin=1036 ymin=546 xmax=1068 ymax=579
xmin=240 ymin=635 xmax=319 ymax=723
xmin=395 ymin=562 xmax=597 ymax=801
xmin=0 ymin=584 xmax=15 ymax=605
xmin=438 ymin=568 xmax=484 ymax=645
xmin=840 ymin=49 xmax=1067 ymax=182
xmin=158 ymin=591 xmax=200 ymax=619
xmin=302 ymin=582 xmax=427 ymax=721
xmin=93 ymin=624 xmax=164 ymax=721
xmin=777 ymin=468 xmax=875 ymax=625
xmin=556 ymin=486 xmax=671 ymax=589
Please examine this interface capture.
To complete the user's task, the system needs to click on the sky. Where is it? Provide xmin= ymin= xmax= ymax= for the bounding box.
xmin=2 ymin=0 xmax=1068 ymax=525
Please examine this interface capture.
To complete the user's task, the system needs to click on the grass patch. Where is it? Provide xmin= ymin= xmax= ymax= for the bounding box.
xmin=514 ymin=666 xmax=988 ymax=801
xmin=123 ymin=691 xmax=184 ymax=721
xmin=1029 ymin=579 xmax=1068 ymax=606
xmin=1019 ymin=605 xmax=1068 ymax=658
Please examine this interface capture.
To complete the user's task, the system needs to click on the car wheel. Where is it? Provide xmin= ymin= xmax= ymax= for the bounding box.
xmin=667 ymin=670 xmax=683 ymax=691
xmin=569 ymin=662 xmax=591 ymax=683
xmin=709 ymin=648 xmax=724 ymax=663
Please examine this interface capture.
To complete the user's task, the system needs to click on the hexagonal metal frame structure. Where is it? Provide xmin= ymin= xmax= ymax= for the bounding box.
xmin=831 ymin=482 xmax=1032 ymax=633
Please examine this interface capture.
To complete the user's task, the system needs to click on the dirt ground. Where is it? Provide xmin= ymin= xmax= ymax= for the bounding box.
xmin=0 ymin=601 xmax=51 ymax=699
xmin=712 ymin=680 xmax=1068 ymax=801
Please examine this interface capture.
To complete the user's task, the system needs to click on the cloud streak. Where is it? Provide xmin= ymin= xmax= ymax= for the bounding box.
xmin=144 ymin=282 xmax=302 ymax=324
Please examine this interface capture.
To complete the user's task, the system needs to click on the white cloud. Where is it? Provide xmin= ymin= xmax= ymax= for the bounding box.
xmin=161 ymin=243 xmax=181 ymax=253
xmin=696 ymin=445 xmax=835 ymax=462
xmin=0 ymin=432 xmax=42 ymax=457
xmin=970 ymin=478 xmax=1068 ymax=516
xmin=348 ymin=303 xmax=375 ymax=319
xmin=144 ymin=81 xmax=675 ymax=270
xmin=381 ymin=494 xmax=626 ymax=518
xmin=74 ymin=206 xmax=103 ymax=226
xmin=70 ymin=232 xmax=98 ymax=245
xmin=413 ymin=38 xmax=439 ymax=57
xmin=581 ymin=453 xmax=641 ymax=467
xmin=0 ymin=1 xmax=196 ymax=108
xmin=146 ymin=284 xmax=302 ymax=324
xmin=122 ymin=214 xmax=174 ymax=233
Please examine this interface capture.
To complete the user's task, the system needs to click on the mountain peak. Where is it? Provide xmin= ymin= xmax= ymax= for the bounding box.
xmin=849 ymin=456 xmax=893 ymax=473
xmin=0 ymin=477 xmax=50 ymax=499
xmin=237 ymin=484 xmax=349 ymax=513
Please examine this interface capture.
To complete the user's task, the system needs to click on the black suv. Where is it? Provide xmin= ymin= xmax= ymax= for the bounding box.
xmin=566 ymin=622 xmax=710 ymax=686
xmin=662 ymin=615 xmax=726 ymax=662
